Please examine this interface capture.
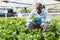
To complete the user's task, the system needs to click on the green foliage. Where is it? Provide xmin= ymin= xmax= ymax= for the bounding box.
xmin=20 ymin=8 xmax=30 ymax=13
xmin=0 ymin=17 xmax=60 ymax=40
xmin=48 ymin=8 xmax=56 ymax=10
xmin=48 ymin=5 xmax=60 ymax=10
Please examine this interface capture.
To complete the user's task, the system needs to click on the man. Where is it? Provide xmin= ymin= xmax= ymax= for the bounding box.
xmin=26 ymin=3 xmax=51 ymax=31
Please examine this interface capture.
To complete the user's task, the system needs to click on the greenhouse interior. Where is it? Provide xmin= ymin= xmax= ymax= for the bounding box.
xmin=0 ymin=0 xmax=60 ymax=40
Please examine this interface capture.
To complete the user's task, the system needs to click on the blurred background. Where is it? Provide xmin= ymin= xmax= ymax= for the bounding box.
xmin=0 ymin=0 xmax=60 ymax=18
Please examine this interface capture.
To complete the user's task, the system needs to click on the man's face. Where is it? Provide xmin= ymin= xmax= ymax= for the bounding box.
xmin=36 ymin=3 xmax=42 ymax=14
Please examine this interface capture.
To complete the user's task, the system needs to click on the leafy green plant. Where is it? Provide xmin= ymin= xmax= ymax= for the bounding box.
xmin=0 ymin=17 xmax=60 ymax=40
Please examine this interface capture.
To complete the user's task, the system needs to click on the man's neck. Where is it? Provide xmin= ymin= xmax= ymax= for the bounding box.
xmin=37 ymin=11 xmax=42 ymax=14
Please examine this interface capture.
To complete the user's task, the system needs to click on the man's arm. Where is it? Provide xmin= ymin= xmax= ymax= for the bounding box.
xmin=44 ymin=9 xmax=51 ymax=24
xmin=26 ymin=11 xmax=33 ymax=23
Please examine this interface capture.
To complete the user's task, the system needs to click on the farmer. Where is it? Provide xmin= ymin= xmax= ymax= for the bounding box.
xmin=26 ymin=3 xmax=51 ymax=32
